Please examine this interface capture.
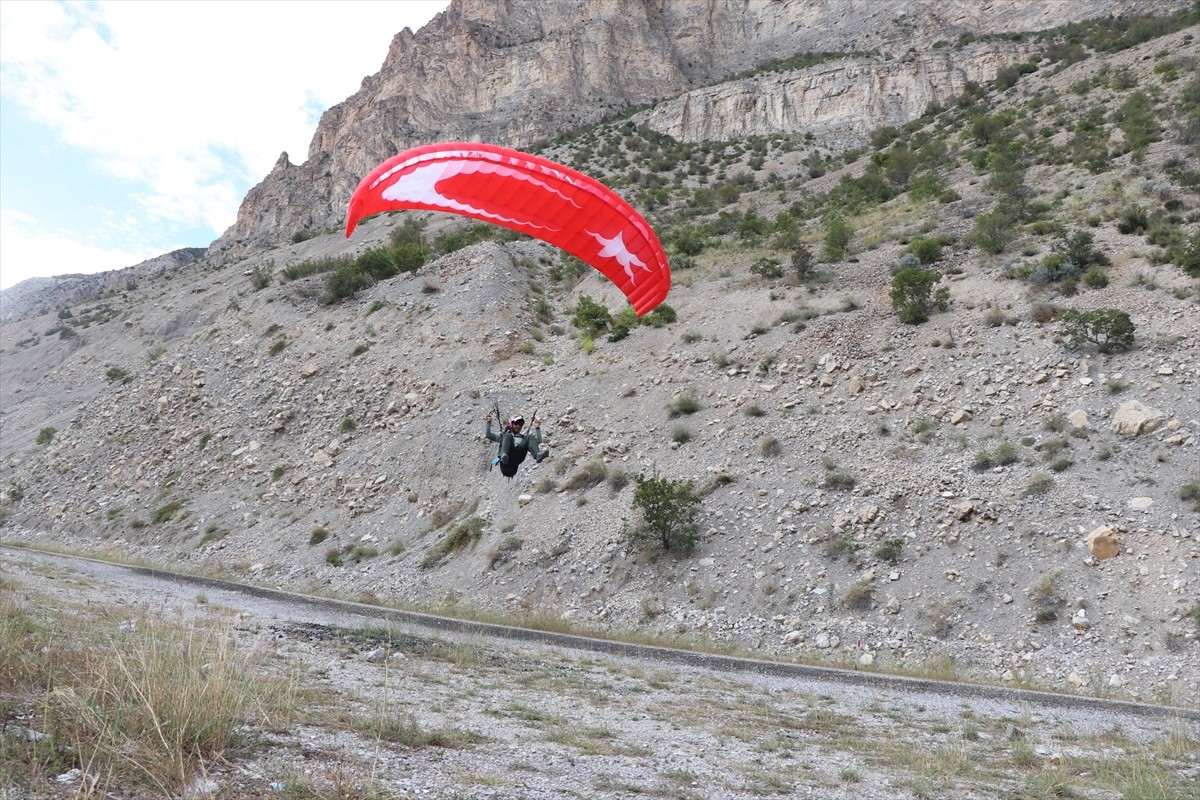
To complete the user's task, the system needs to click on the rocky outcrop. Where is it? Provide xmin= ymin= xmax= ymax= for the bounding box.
xmin=207 ymin=0 xmax=1185 ymax=262
xmin=1111 ymin=400 xmax=1167 ymax=436
xmin=633 ymin=42 xmax=1037 ymax=145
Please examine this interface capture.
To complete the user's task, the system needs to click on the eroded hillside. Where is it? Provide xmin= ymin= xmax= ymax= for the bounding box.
xmin=1 ymin=11 xmax=1198 ymax=706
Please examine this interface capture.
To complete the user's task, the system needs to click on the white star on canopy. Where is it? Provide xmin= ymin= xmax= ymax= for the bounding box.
xmin=589 ymin=230 xmax=647 ymax=283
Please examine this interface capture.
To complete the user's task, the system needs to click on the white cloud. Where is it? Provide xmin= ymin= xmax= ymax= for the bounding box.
xmin=0 ymin=208 xmax=152 ymax=290
xmin=0 ymin=0 xmax=447 ymax=289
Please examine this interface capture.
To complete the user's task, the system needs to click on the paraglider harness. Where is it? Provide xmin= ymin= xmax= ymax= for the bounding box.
xmin=490 ymin=400 xmax=538 ymax=478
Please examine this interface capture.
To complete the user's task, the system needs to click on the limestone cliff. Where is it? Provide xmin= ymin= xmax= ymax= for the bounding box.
xmin=208 ymin=0 xmax=1185 ymax=262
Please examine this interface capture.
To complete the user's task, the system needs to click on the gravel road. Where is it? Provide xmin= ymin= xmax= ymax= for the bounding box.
xmin=3 ymin=545 xmax=1196 ymax=800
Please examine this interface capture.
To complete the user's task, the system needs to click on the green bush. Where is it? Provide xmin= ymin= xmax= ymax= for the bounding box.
xmin=823 ymin=212 xmax=853 ymax=261
xmin=907 ymin=238 xmax=944 ymax=264
xmin=1059 ymin=308 xmax=1135 ymax=352
xmin=969 ymin=210 xmax=1018 ymax=254
xmin=572 ymin=296 xmax=612 ymax=337
xmin=644 ymin=303 xmax=676 ymax=327
xmin=627 ymin=473 xmax=701 ymax=553
xmin=36 ymin=427 xmax=57 ymax=446
xmin=791 ymin=244 xmax=816 ymax=281
xmin=1057 ymin=229 xmax=1108 ymax=269
xmin=890 ymin=268 xmax=950 ymax=324
xmin=1082 ymin=266 xmax=1109 ymax=289
xmin=325 ymin=262 xmax=375 ymax=303
xmin=354 ymin=248 xmax=399 ymax=280
xmin=607 ymin=307 xmax=639 ymax=342
xmin=750 ymin=257 xmax=783 ymax=280
xmin=668 ymin=389 xmax=701 ymax=418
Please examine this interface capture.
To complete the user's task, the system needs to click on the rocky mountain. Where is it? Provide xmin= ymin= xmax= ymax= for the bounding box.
xmin=1 ymin=2 xmax=1198 ymax=709
xmin=207 ymin=0 xmax=1182 ymax=261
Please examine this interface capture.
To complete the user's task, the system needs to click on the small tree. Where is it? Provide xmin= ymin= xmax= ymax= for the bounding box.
xmin=791 ymin=244 xmax=815 ymax=281
xmin=890 ymin=268 xmax=950 ymax=324
xmin=628 ymin=473 xmax=701 ymax=554
xmin=823 ymin=212 xmax=853 ymax=261
xmin=1060 ymin=308 xmax=1135 ymax=353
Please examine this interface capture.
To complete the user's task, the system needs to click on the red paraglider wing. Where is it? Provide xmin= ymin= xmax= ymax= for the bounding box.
xmin=345 ymin=143 xmax=670 ymax=316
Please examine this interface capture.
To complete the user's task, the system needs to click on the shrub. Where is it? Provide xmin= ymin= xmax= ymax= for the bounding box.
xmin=152 ymin=499 xmax=186 ymax=524
xmin=607 ymin=307 xmax=639 ymax=342
xmin=874 ymin=538 xmax=903 ymax=565
xmin=823 ymin=212 xmax=853 ymax=260
xmin=671 ymin=426 xmax=693 ymax=445
xmin=572 ymin=296 xmax=612 ymax=337
xmin=668 ymin=389 xmax=701 ymax=417
xmin=1179 ymin=479 xmax=1200 ymax=512
xmin=1029 ymin=302 xmax=1061 ymax=323
xmin=250 ymin=262 xmax=273 ymax=290
xmin=890 ymin=268 xmax=950 ymax=324
xmin=1059 ymin=308 xmax=1135 ymax=352
xmin=791 ymin=244 xmax=816 ymax=281
xmin=1082 ymin=266 xmax=1109 ymax=288
xmin=355 ymin=248 xmax=399 ymax=280
xmin=644 ymin=303 xmax=676 ymax=327
xmin=1056 ymin=229 xmax=1108 ymax=269
xmin=823 ymin=471 xmax=857 ymax=490
xmin=907 ymin=238 xmax=944 ymax=264
xmin=1116 ymin=206 xmax=1150 ymax=235
xmin=325 ymin=262 xmax=375 ymax=302
xmin=36 ymin=427 xmax=57 ymax=445
xmin=627 ymin=473 xmax=701 ymax=553
xmin=843 ymin=577 xmax=875 ymax=610
xmin=970 ymin=210 xmax=1018 ymax=254
xmin=750 ymin=257 xmax=783 ymax=280
xmin=309 ymin=527 xmax=329 ymax=546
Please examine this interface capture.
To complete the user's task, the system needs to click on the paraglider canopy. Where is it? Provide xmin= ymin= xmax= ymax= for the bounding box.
xmin=345 ymin=142 xmax=670 ymax=316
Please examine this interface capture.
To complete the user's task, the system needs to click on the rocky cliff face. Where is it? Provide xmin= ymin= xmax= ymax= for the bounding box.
xmin=633 ymin=42 xmax=1039 ymax=145
xmin=208 ymin=0 xmax=1183 ymax=262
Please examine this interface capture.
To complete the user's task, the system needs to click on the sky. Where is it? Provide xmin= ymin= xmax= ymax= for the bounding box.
xmin=0 ymin=0 xmax=448 ymax=291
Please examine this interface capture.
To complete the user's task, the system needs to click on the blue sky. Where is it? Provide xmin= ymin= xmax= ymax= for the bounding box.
xmin=0 ymin=0 xmax=448 ymax=290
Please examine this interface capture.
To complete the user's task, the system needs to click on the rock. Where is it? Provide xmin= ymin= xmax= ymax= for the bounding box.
xmin=1127 ymin=497 xmax=1153 ymax=511
xmin=953 ymin=500 xmax=977 ymax=521
xmin=1072 ymin=609 xmax=1090 ymax=631
xmin=518 ymin=494 xmax=533 ymax=506
xmin=950 ymin=409 xmax=971 ymax=425
xmin=1086 ymin=526 xmax=1120 ymax=559
xmin=1066 ymin=410 xmax=1089 ymax=431
xmin=1110 ymin=400 xmax=1166 ymax=436
xmin=858 ymin=652 xmax=874 ymax=666
xmin=782 ymin=630 xmax=803 ymax=644
xmin=185 ymin=779 xmax=220 ymax=799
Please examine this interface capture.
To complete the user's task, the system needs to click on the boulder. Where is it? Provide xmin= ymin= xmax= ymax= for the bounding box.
xmin=1085 ymin=526 xmax=1120 ymax=559
xmin=1110 ymin=400 xmax=1166 ymax=436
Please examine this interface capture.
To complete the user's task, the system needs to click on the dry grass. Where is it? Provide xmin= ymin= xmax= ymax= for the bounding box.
xmin=1 ymin=575 xmax=301 ymax=796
